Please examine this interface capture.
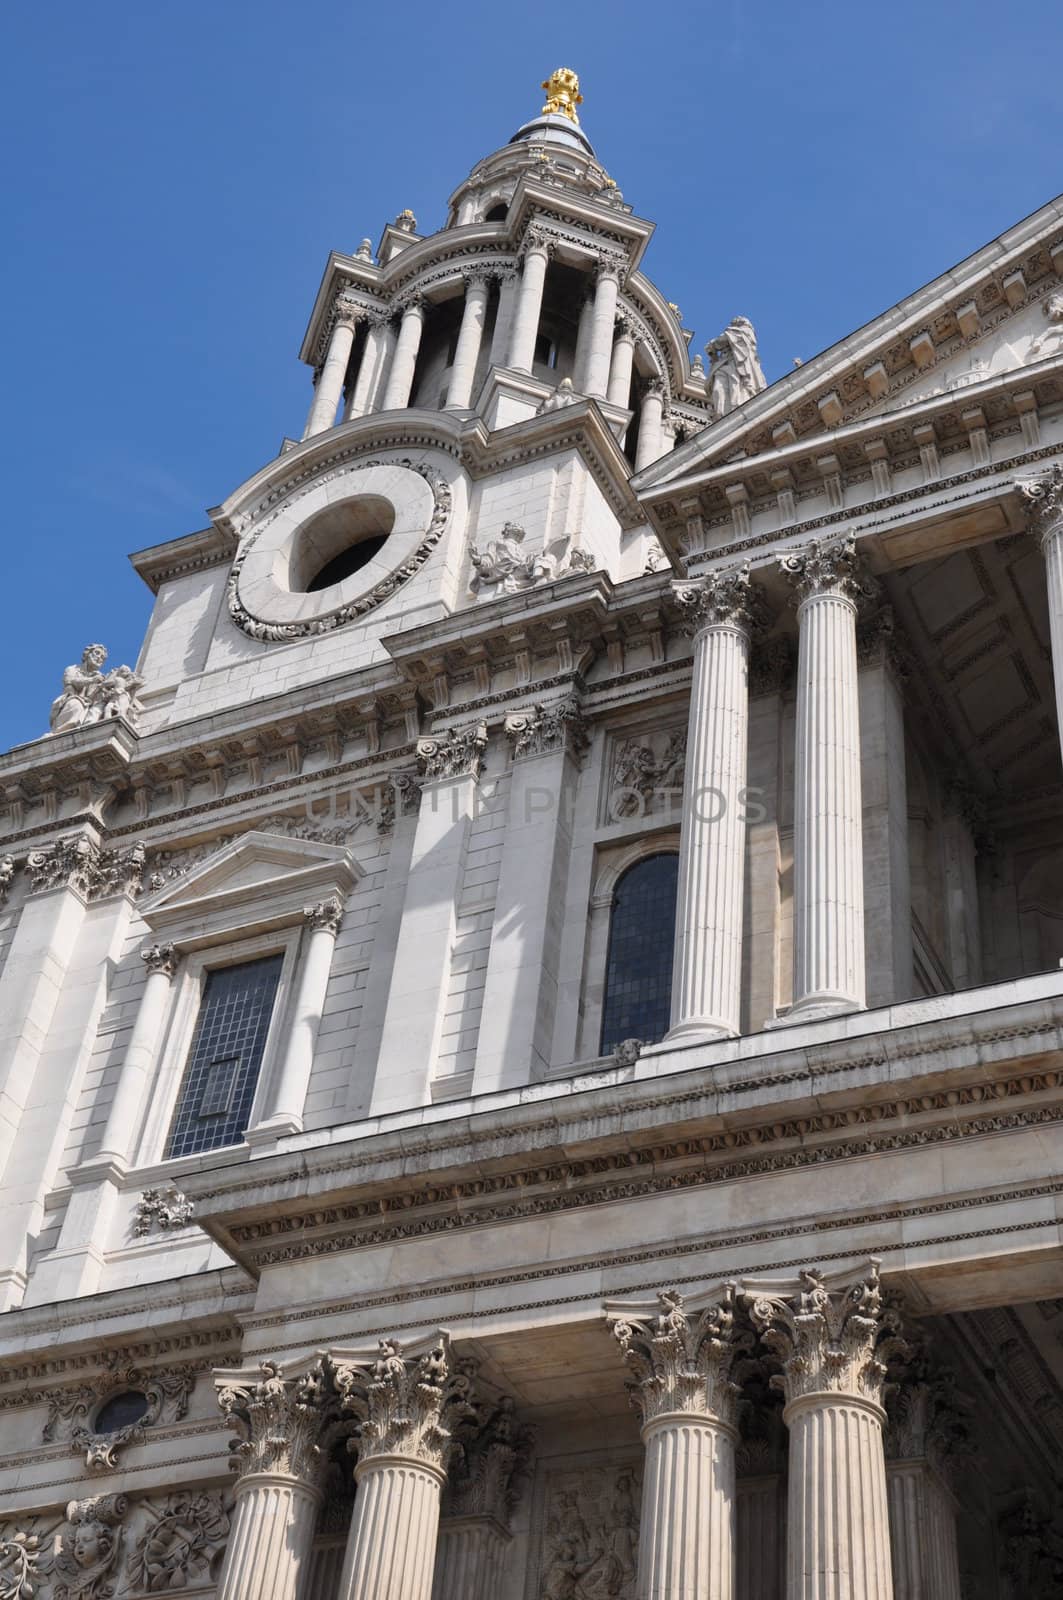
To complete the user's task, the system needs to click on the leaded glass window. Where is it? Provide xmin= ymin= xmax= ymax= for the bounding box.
xmin=599 ymin=853 xmax=679 ymax=1056
xmin=165 ymin=954 xmax=282 ymax=1159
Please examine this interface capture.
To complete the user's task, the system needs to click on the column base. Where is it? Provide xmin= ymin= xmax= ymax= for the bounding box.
xmin=662 ymin=1017 xmax=738 ymax=1045
xmin=766 ymin=993 xmax=864 ymax=1028
xmin=245 ymin=1114 xmax=303 ymax=1146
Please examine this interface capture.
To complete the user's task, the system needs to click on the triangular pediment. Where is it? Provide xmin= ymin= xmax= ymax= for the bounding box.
xmin=140 ymin=830 xmax=360 ymax=945
xmin=638 ymin=192 xmax=1063 ymax=491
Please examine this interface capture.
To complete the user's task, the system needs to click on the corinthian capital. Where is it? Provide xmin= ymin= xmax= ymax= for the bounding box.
xmin=333 ymin=1332 xmax=478 ymax=1476
xmin=779 ymin=534 xmax=876 ymax=606
xmin=743 ymin=1259 xmax=907 ymax=1413
xmin=606 ymin=1284 xmax=751 ymax=1429
xmin=216 ymin=1358 xmax=334 ymax=1485
xmin=1017 ymin=462 xmax=1063 ymax=546
xmin=504 ymin=698 xmax=589 ymax=762
xmin=141 ymin=942 xmax=180 ymax=980
xmin=417 ymin=721 xmax=488 ymax=782
xmin=333 ymin=299 xmax=362 ymax=330
xmin=303 ymin=894 xmax=345 ymax=936
xmin=672 ymin=562 xmax=755 ymax=635
xmin=443 ymin=1396 xmax=534 ymax=1524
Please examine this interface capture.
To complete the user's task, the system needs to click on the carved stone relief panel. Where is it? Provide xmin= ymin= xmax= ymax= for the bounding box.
xmin=524 ymin=1451 xmax=642 ymax=1600
xmin=601 ymin=726 xmax=686 ymax=826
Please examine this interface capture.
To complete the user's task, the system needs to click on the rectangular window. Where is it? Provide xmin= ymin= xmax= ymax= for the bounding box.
xmin=164 ymin=954 xmax=283 ymax=1159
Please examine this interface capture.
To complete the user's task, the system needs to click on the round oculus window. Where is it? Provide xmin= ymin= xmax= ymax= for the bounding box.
xmin=94 ymin=1389 xmax=152 ymax=1434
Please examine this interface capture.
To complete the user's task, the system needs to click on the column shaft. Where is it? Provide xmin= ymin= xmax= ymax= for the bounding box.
xmin=607 ymin=326 xmax=636 ymax=408
xmin=885 ymin=1461 xmax=961 ymax=1600
xmin=571 ymin=291 xmax=595 ymax=389
xmin=670 ymin=614 xmax=749 ymax=1039
xmin=584 ymin=269 xmax=620 ymax=399
xmin=736 ymin=1477 xmax=785 ymax=1600
xmin=1044 ymin=525 xmax=1063 ymax=757
xmin=507 ymin=244 xmax=550 ymax=372
xmin=95 ymin=954 xmax=177 ymax=1164
xmin=791 ymin=589 xmax=865 ymax=1014
xmin=638 ymin=1416 xmax=736 ymax=1600
xmin=382 ymin=301 xmax=426 ymax=410
xmin=447 ymin=276 xmax=490 ymax=408
xmin=339 ymin=1459 xmax=442 ymax=1600
xmin=217 ymin=1474 xmax=321 ymax=1600
xmin=256 ymin=903 xmax=342 ymax=1136
xmin=305 ymin=313 xmax=358 ymax=438
xmin=785 ymin=1399 xmax=893 ymax=1600
xmin=488 ymin=273 xmax=518 ymax=366
xmin=431 ymin=1518 xmax=510 ymax=1600
xmin=346 ymin=317 xmax=390 ymax=419
xmin=635 ymin=385 xmax=665 ymax=470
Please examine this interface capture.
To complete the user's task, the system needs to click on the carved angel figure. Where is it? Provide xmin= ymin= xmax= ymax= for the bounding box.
xmin=49 ymin=646 xmax=145 ymax=735
xmin=1028 ymin=294 xmax=1063 ymax=364
xmin=706 ymin=316 xmax=767 ymax=418
xmin=469 ymin=524 xmax=598 ymax=597
xmin=50 ymin=1497 xmax=126 ymax=1600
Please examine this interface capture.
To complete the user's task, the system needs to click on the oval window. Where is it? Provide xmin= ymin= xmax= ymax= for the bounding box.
xmin=290 ymin=496 xmax=396 ymax=594
xmin=94 ymin=1390 xmax=152 ymax=1434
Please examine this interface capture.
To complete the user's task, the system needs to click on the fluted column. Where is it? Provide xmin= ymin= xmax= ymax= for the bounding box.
xmin=334 ymin=1332 xmax=477 ymax=1600
xmin=607 ymin=316 xmax=637 ymax=407
xmin=780 ymin=536 xmax=875 ymax=1020
xmin=1018 ymin=464 xmax=1063 ymax=765
xmin=215 ymin=1358 xmax=333 ymax=1600
xmin=571 ymin=289 xmax=595 ymax=389
xmin=447 ymin=273 xmax=491 ymax=408
xmin=488 ymin=269 xmax=518 ymax=366
xmin=346 ymin=313 xmax=391 ymax=419
xmin=508 ymin=233 xmax=551 ymax=372
xmin=668 ymin=565 xmax=754 ymax=1041
xmin=635 ymin=379 xmax=666 ymax=470
xmin=252 ymin=896 xmax=344 ymax=1138
xmin=95 ymin=943 xmax=180 ymax=1165
xmin=432 ymin=1399 xmax=531 ymax=1600
xmin=584 ymin=261 xmax=622 ymax=399
xmin=305 ymin=305 xmax=361 ymax=438
xmin=883 ymin=1355 xmax=968 ymax=1600
xmin=382 ymin=298 xmax=427 ymax=410
xmin=745 ymin=1260 xmax=905 ymax=1600
xmin=608 ymin=1284 xmax=748 ymax=1600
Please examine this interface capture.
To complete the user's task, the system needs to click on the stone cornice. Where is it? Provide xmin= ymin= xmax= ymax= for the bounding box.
xmin=175 ymin=976 xmax=1063 ymax=1270
xmin=129 ymin=524 xmax=240 ymax=596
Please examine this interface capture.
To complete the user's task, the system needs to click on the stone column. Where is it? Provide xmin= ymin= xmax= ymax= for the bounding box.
xmin=447 ymin=273 xmax=491 ymax=408
xmin=607 ymin=316 xmax=637 ymax=408
xmin=635 ymin=380 xmax=666 ymax=471
xmin=382 ymin=297 xmax=427 ymax=410
xmin=215 ymin=1358 xmax=333 ymax=1600
xmin=432 ymin=1399 xmax=532 ymax=1600
xmin=1018 ymin=464 xmax=1063 ymax=764
xmin=780 ymin=535 xmax=875 ymax=1020
xmin=571 ymin=289 xmax=595 ymax=390
xmin=488 ymin=269 xmax=519 ymax=367
xmin=883 ymin=1356 xmax=968 ymax=1600
xmin=508 ymin=233 xmax=551 ymax=372
xmin=253 ymin=896 xmax=344 ymax=1138
xmin=305 ymin=305 xmax=361 ymax=438
xmin=472 ymin=700 xmax=588 ymax=1094
xmin=584 ymin=261 xmax=622 ymax=399
xmin=346 ymin=313 xmax=391 ymax=419
xmin=735 ymin=1373 xmax=788 ymax=1600
xmin=668 ymin=565 xmax=754 ymax=1041
xmin=94 ymin=943 xmax=181 ymax=1165
xmin=335 ymin=1332 xmax=477 ymax=1600
xmin=607 ymin=1284 xmax=748 ymax=1600
xmin=745 ymin=1260 xmax=905 ymax=1600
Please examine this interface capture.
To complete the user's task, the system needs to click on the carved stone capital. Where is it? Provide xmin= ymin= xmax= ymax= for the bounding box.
xmin=884 ymin=1348 xmax=976 ymax=1481
xmin=417 ymin=722 xmax=488 ymax=782
xmin=26 ymin=834 xmax=101 ymax=897
xmin=216 ymin=1359 xmax=334 ymax=1487
xmin=141 ymin=942 xmax=180 ymax=980
xmin=779 ymin=534 xmax=877 ymax=608
xmin=332 ymin=300 xmax=362 ymax=331
xmin=504 ymin=699 xmax=589 ymax=762
xmin=1017 ymin=462 xmax=1063 ymax=546
xmin=672 ymin=562 xmax=755 ymax=636
xmin=443 ymin=1397 xmax=534 ymax=1525
xmin=744 ymin=1260 xmax=907 ymax=1414
xmin=522 ymin=226 xmax=555 ymax=259
xmin=304 ymin=894 xmax=345 ymax=936
xmin=334 ymin=1332 xmax=478 ymax=1477
xmin=607 ymin=1284 xmax=751 ymax=1430
xmin=461 ymin=268 xmax=491 ymax=294
xmin=857 ymin=605 xmax=912 ymax=680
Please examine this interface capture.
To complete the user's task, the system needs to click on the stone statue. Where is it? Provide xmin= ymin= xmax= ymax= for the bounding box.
xmin=1028 ymin=293 xmax=1063 ymax=364
xmin=469 ymin=524 xmax=597 ymax=598
xmin=49 ymin=646 xmax=144 ymax=735
xmin=538 ymin=376 xmax=581 ymax=412
xmin=0 ymin=856 xmax=14 ymax=907
xmin=706 ymin=316 xmax=767 ymax=417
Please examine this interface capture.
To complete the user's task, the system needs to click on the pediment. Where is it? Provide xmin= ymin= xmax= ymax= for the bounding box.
xmin=140 ymin=830 xmax=360 ymax=946
xmin=638 ymin=193 xmax=1063 ymax=492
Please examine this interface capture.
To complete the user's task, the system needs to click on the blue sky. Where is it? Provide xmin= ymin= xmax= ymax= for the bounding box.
xmin=2 ymin=0 xmax=1061 ymax=749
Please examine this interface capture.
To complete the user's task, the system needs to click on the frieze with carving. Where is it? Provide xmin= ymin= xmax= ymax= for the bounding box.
xmin=125 ymin=1494 xmax=228 ymax=1594
xmin=533 ymin=1459 xmax=641 ymax=1600
xmin=0 ymin=1526 xmax=41 ymax=1598
xmin=468 ymin=522 xmax=597 ymax=599
xmin=609 ymin=728 xmax=685 ymax=819
xmin=50 ymin=1495 xmax=127 ymax=1600
xmin=40 ymin=1365 xmax=196 ymax=1471
xmin=132 ymin=1189 xmax=195 ymax=1238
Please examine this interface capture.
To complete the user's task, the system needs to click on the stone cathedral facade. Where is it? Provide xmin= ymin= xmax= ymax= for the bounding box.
xmin=1 ymin=67 xmax=1063 ymax=1600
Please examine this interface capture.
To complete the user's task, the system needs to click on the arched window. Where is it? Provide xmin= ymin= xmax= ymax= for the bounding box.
xmin=483 ymin=202 xmax=507 ymax=223
xmin=599 ymin=853 xmax=678 ymax=1055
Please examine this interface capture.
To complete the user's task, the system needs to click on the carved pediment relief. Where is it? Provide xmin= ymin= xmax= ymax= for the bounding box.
xmin=138 ymin=830 xmax=360 ymax=946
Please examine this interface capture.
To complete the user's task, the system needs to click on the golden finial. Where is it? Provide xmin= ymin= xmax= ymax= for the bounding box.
xmin=541 ymin=68 xmax=583 ymax=125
